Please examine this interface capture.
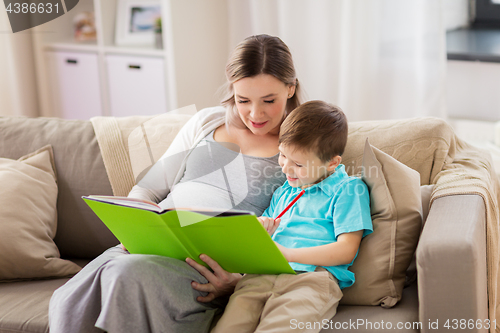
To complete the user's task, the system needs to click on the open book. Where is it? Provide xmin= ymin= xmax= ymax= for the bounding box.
xmin=83 ymin=196 xmax=295 ymax=275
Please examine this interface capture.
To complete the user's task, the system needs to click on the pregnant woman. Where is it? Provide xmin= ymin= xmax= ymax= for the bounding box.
xmin=49 ymin=34 xmax=303 ymax=333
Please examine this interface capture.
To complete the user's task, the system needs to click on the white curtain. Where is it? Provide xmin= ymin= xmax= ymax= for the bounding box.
xmin=0 ymin=7 xmax=39 ymax=117
xmin=227 ymin=0 xmax=447 ymax=121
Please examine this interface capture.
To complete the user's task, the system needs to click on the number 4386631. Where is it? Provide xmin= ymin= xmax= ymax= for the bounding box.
xmin=444 ymin=319 xmax=496 ymax=330
xmin=6 ymin=3 xmax=59 ymax=14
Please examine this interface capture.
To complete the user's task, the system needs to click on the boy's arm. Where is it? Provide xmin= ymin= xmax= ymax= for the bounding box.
xmin=276 ymin=230 xmax=363 ymax=266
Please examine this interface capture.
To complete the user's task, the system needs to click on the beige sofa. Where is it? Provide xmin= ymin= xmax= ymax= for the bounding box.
xmin=0 ymin=115 xmax=494 ymax=333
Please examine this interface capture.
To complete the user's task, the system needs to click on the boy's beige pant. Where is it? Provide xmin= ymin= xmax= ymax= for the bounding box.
xmin=211 ymin=268 xmax=343 ymax=333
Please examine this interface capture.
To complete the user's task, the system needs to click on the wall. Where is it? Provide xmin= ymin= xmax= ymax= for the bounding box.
xmin=443 ymin=0 xmax=470 ymax=31
xmin=170 ymin=0 xmax=229 ymax=111
xmin=0 ymin=7 xmax=39 ymax=117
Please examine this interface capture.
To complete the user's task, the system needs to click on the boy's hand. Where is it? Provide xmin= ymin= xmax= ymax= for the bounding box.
xmin=257 ymin=216 xmax=281 ymax=236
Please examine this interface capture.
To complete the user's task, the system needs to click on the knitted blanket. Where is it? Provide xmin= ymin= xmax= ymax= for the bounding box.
xmin=432 ymin=139 xmax=500 ymax=333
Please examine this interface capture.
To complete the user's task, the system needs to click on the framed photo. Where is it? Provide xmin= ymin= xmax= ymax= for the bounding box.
xmin=115 ymin=0 xmax=161 ymax=46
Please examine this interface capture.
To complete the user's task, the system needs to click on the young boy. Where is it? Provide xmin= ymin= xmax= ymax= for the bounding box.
xmin=211 ymin=100 xmax=373 ymax=333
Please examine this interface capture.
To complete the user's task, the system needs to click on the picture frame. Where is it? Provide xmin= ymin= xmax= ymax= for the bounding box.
xmin=115 ymin=0 xmax=161 ymax=46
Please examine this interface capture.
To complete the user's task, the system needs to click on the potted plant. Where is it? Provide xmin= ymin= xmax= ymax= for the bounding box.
xmin=154 ymin=17 xmax=162 ymax=49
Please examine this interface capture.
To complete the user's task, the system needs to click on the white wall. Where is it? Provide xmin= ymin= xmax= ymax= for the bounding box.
xmin=447 ymin=60 xmax=500 ymax=122
xmin=443 ymin=0 xmax=470 ymax=31
xmin=169 ymin=0 xmax=229 ymax=111
xmin=0 ymin=7 xmax=39 ymax=117
xmin=170 ymin=0 xmax=471 ymax=116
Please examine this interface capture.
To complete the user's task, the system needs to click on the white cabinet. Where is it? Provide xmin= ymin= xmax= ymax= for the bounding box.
xmin=46 ymin=51 xmax=102 ymax=119
xmin=106 ymin=55 xmax=167 ymax=117
xmin=32 ymin=0 xmax=175 ymax=119
xmin=31 ymin=0 xmax=227 ymax=119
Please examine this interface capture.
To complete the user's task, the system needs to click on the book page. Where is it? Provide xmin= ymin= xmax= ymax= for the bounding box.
xmin=86 ymin=195 xmax=162 ymax=212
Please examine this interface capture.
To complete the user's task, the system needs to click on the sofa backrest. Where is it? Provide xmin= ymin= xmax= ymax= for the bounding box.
xmin=0 ymin=116 xmax=118 ymax=259
xmin=343 ymin=117 xmax=455 ymax=185
xmin=0 ymin=115 xmax=456 ymax=260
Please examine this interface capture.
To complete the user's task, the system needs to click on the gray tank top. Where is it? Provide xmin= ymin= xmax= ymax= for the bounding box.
xmin=159 ymin=131 xmax=286 ymax=215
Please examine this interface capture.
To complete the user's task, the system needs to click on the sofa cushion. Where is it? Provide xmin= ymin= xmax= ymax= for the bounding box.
xmin=0 ymin=277 xmax=71 ymax=333
xmin=0 ymin=117 xmax=117 ymax=259
xmin=329 ymin=283 xmax=419 ymax=332
xmin=0 ymin=146 xmax=81 ymax=280
xmin=340 ymin=140 xmax=422 ymax=307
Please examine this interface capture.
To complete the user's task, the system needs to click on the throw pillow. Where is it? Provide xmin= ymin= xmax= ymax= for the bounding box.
xmin=0 ymin=145 xmax=81 ymax=280
xmin=405 ymin=184 xmax=435 ymax=287
xmin=340 ymin=139 xmax=423 ymax=307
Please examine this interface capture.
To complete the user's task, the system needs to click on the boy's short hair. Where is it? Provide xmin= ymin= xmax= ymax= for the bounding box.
xmin=279 ymin=100 xmax=348 ymax=162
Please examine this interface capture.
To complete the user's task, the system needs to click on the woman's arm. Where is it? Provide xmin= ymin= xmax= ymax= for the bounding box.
xmin=276 ymin=230 xmax=363 ymax=266
xmin=128 ymin=106 xmax=226 ymax=203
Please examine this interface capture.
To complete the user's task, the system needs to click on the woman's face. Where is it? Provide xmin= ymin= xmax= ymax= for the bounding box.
xmin=233 ymin=74 xmax=295 ymax=136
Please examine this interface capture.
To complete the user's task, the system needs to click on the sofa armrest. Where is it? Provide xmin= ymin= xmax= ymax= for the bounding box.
xmin=417 ymin=194 xmax=488 ymax=333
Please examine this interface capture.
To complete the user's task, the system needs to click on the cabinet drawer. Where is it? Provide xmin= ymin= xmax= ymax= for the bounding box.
xmin=46 ymin=51 xmax=103 ymax=119
xmin=106 ymin=55 xmax=168 ymax=117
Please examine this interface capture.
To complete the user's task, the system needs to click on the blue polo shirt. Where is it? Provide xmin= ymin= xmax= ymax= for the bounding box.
xmin=262 ymin=164 xmax=372 ymax=289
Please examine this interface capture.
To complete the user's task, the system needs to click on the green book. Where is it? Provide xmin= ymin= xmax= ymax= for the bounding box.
xmin=83 ymin=196 xmax=295 ymax=275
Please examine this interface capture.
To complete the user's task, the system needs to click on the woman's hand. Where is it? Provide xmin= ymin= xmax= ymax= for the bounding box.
xmin=185 ymin=254 xmax=242 ymax=303
xmin=257 ymin=216 xmax=280 ymax=236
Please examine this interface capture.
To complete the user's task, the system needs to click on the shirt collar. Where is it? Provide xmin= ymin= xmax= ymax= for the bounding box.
xmin=281 ymin=164 xmax=348 ymax=196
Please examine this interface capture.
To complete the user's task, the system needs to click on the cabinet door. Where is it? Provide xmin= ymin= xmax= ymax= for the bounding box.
xmin=46 ymin=51 xmax=103 ymax=119
xmin=106 ymin=55 xmax=168 ymax=117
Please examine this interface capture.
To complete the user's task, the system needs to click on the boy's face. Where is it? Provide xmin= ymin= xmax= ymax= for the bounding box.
xmin=278 ymin=144 xmax=341 ymax=189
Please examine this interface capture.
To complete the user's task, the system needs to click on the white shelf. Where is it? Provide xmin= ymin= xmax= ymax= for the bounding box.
xmin=44 ymin=41 xmax=99 ymax=53
xmin=104 ymin=45 xmax=165 ymax=57
xmin=46 ymin=42 xmax=166 ymax=58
